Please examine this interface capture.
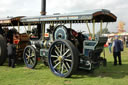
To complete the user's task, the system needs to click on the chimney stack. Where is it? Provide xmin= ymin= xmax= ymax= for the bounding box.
xmin=40 ymin=0 xmax=46 ymax=15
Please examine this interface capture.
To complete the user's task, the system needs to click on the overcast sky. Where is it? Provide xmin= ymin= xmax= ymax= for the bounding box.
xmin=0 ymin=0 xmax=127 ymax=32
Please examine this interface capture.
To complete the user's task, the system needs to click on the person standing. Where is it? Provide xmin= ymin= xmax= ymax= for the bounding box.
xmin=7 ymin=28 xmax=17 ymax=68
xmin=125 ymin=36 xmax=128 ymax=48
xmin=108 ymin=37 xmax=113 ymax=53
xmin=112 ymin=36 xmax=123 ymax=65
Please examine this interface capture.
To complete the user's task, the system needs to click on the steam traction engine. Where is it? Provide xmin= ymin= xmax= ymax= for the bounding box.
xmin=21 ymin=9 xmax=117 ymax=77
xmin=0 ymin=0 xmax=117 ymax=78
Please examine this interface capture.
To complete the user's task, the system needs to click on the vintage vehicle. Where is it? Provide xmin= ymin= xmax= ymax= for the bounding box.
xmin=0 ymin=0 xmax=117 ymax=78
xmin=21 ymin=0 xmax=117 ymax=77
xmin=0 ymin=16 xmax=29 ymax=65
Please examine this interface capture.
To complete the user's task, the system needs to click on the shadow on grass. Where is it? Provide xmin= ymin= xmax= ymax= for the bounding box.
xmin=1 ymin=58 xmax=25 ymax=67
xmin=16 ymin=60 xmax=48 ymax=69
xmin=2 ymin=58 xmax=47 ymax=69
xmin=16 ymin=61 xmax=128 ymax=79
xmin=71 ymin=62 xmax=128 ymax=79
xmin=2 ymin=58 xmax=128 ymax=79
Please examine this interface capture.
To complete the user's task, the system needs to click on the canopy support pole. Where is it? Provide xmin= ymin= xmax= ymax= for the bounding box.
xmin=70 ymin=22 xmax=72 ymax=28
xmin=11 ymin=23 xmax=14 ymax=28
xmin=93 ymin=20 xmax=95 ymax=40
xmin=18 ymin=22 xmax=20 ymax=32
xmin=28 ymin=23 xmax=31 ymax=31
xmin=105 ymin=22 xmax=108 ymax=29
xmin=100 ymin=20 xmax=103 ymax=36
xmin=23 ymin=23 xmax=27 ymax=32
xmin=42 ymin=22 xmax=45 ymax=40
xmin=86 ymin=21 xmax=91 ymax=36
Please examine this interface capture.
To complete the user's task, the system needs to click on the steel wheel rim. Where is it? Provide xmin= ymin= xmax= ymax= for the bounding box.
xmin=49 ymin=41 xmax=73 ymax=76
xmin=24 ymin=47 xmax=36 ymax=67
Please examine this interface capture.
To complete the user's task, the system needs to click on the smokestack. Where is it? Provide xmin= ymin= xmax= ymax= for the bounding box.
xmin=40 ymin=0 xmax=46 ymax=15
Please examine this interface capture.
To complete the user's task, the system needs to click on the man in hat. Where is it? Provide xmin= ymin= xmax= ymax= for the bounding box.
xmin=112 ymin=35 xmax=123 ymax=65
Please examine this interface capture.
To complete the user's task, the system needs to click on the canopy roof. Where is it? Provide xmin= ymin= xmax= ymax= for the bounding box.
xmin=21 ymin=9 xmax=117 ymax=23
xmin=0 ymin=16 xmax=24 ymax=26
xmin=0 ymin=9 xmax=117 ymax=26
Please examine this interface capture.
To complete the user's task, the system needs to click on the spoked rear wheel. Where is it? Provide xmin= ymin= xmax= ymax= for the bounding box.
xmin=48 ymin=39 xmax=79 ymax=78
xmin=23 ymin=45 xmax=37 ymax=69
xmin=0 ymin=35 xmax=7 ymax=66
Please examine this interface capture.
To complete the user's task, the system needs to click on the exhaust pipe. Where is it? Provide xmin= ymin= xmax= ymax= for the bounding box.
xmin=40 ymin=0 xmax=46 ymax=15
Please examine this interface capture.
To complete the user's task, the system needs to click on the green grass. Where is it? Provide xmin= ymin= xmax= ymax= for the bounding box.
xmin=0 ymin=48 xmax=128 ymax=85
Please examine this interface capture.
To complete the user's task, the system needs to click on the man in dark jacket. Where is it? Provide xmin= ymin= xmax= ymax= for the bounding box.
xmin=7 ymin=28 xmax=17 ymax=68
xmin=112 ymin=36 xmax=123 ymax=65
xmin=0 ymin=28 xmax=5 ymax=35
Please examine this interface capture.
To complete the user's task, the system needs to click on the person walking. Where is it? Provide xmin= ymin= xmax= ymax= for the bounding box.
xmin=112 ymin=36 xmax=123 ymax=65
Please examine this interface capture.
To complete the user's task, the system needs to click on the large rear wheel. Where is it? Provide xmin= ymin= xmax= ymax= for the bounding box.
xmin=0 ymin=35 xmax=7 ymax=65
xmin=48 ymin=39 xmax=79 ymax=77
xmin=23 ymin=45 xmax=37 ymax=69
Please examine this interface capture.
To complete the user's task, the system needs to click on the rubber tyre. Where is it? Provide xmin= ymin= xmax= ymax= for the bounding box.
xmin=0 ymin=35 xmax=7 ymax=66
xmin=48 ymin=39 xmax=79 ymax=78
xmin=23 ymin=45 xmax=37 ymax=69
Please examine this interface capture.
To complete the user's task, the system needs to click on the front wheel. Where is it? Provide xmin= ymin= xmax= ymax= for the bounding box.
xmin=23 ymin=45 xmax=37 ymax=69
xmin=48 ymin=39 xmax=79 ymax=78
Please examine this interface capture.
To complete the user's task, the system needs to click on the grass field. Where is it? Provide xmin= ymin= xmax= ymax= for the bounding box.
xmin=0 ymin=47 xmax=128 ymax=85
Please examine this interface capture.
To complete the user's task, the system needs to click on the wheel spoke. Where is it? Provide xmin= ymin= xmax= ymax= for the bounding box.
xmin=30 ymin=59 xmax=34 ymax=65
xmin=65 ymin=59 xmax=72 ymax=62
xmin=66 ymin=53 xmax=71 ymax=57
xmin=63 ymin=63 xmax=69 ymax=71
xmin=53 ymin=59 xmax=59 ymax=63
xmin=28 ymin=48 xmax=31 ymax=56
xmin=54 ymin=62 xmax=61 ymax=69
xmin=31 ymin=57 xmax=35 ymax=62
xmin=26 ymin=49 xmax=34 ymax=65
xmin=26 ymin=49 xmax=29 ymax=55
xmin=26 ymin=57 xmax=28 ymax=60
xmin=63 ymin=44 xmax=65 ymax=54
xmin=60 ymin=44 xmax=63 ymax=55
xmin=30 ymin=49 xmax=33 ymax=56
xmin=55 ymin=50 xmax=60 ymax=56
xmin=51 ymin=55 xmax=58 ymax=58
xmin=27 ymin=58 xmax=30 ymax=64
xmin=55 ymin=45 xmax=60 ymax=55
xmin=31 ymin=52 xmax=35 ymax=57
xmin=66 ymin=62 xmax=71 ymax=69
xmin=61 ymin=63 xmax=64 ymax=74
xmin=58 ymin=63 xmax=61 ymax=72
xmin=62 ymin=49 xmax=70 ymax=56
xmin=25 ymin=53 xmax=29 ymax=57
